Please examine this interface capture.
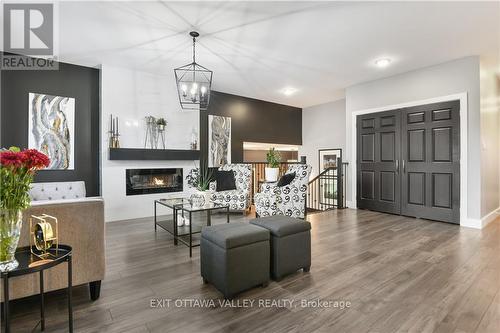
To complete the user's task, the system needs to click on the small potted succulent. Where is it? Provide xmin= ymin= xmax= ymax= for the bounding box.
xmin=156 ymin=118 xmax=167 ymax=131
xmin=265 ymin=148 xmax=281 ymax=182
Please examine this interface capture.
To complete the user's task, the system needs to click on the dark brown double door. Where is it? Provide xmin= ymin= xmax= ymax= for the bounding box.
xmin=357 ymin=101 xmax=460 ymax=224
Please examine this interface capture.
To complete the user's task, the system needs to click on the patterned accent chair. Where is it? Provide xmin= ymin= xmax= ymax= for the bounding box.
xmin=254 ymin=164 xmax=312 ymax=219
xmin=210 ymin=164 xmax=252 ymax=213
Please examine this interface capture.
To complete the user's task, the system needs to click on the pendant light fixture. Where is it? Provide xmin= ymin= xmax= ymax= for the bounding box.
xmin=174 ymin=31 xmax=213 ymax=110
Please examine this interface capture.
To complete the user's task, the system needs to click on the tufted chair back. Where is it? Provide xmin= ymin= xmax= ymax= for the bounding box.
xmin=29 ymin=181 xmax=86 ymax=201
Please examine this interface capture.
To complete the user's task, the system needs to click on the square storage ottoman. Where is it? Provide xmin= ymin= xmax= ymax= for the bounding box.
xmin=201 ymin=223 xmax=270 ymax=299
xmin=250 ymin=216 xmax=311 ymax=281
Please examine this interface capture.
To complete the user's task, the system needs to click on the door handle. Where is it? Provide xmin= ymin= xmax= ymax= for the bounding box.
xmin=395 ymin=160 xmax=399 ymax=174
xmin=402 ymin=160 xmax=406 ymax=173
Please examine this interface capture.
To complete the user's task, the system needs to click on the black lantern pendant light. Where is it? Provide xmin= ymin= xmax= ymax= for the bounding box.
xmin=174 ymin=31 xmax=213 ymax=110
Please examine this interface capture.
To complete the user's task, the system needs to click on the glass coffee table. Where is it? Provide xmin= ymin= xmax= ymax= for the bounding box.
xmin=154 ymin=198 xmax=230 ymax=257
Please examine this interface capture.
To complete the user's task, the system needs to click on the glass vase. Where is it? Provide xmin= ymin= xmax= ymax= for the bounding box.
xmin=0 ymin=209 xmax=23 ymax=271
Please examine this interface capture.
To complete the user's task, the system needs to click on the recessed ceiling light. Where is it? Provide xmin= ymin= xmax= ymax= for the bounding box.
xmin=281 ymin=87 xmax=298 ymax=96
xmin=374 ymin=58 xmax=392 ymax=68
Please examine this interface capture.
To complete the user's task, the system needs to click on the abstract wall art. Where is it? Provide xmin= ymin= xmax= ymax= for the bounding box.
xmin=208 ymin=115 xmax=231 ymax=167
xmin=28 ymin=93 xmax=75 ymax=170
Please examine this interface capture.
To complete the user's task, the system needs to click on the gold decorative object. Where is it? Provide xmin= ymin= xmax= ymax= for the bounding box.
xmin=30 ymin=214 xmax=58 ymax=260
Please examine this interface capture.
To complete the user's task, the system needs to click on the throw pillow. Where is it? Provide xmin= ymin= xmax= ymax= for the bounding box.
xmin=215 ymin=170 xmax=237 ymax=191
xmin=277 ymin=172 xmax=296 ymax=187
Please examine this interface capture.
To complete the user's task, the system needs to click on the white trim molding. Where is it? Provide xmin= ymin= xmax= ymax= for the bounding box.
xmin=462 ymin=208 xmax=500 ymax=229
xmin=482 ymin=208 xmax=500 ymax=228
xmin=350 ymin=92 xmax=469 ymax=227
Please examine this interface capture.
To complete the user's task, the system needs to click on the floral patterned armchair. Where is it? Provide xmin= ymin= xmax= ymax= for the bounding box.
xmin=210 ymin=164 xmax=252 ymax=213
xmin=254 ymin=164 xmax=312 ymax=219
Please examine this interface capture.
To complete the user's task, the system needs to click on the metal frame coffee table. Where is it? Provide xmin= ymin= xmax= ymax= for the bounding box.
xmin=154 ymin=198 xmax=230 ymax=257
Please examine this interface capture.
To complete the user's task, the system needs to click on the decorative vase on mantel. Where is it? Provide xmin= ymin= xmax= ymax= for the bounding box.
xmin=0 ymin=147 xmax=49 ymax=271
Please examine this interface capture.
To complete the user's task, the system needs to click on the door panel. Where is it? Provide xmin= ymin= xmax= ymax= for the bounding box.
xmin=357 ymin=110 xmax=401 ymax=214
xmin=380 ymin=171 xmax=396 ymax=202
xmin=361 ymin=171 xmax=375 ymax=199
xmin=408 ymin=172 xmax=425 ymax=205
xmin=401 ymin=101 xmax=460 ymax=223
xmin=408 ymin=130 xmax=425 ymax=161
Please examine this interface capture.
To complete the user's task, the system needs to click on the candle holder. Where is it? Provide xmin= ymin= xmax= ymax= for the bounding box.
xmin=144 ymin=116 xmax=157 ymax=149
xmin=109 ymin=114 xmax=120 ymax=148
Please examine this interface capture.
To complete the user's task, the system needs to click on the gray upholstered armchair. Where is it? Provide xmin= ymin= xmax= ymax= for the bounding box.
xmin=210 ymin=164 xmax=252 ymax=213
xmin=254 ymin=164 xmax=312 ymax=218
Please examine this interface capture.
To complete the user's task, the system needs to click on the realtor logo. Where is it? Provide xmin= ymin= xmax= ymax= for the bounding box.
xmin=4 ymin=3 xmax=53 ymax=55
xmin=2 ymin=3 xmax=57 ymax=70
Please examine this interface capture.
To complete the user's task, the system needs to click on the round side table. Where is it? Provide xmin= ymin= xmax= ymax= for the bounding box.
xmin=1 ymin=245 xmax=73 ymax=333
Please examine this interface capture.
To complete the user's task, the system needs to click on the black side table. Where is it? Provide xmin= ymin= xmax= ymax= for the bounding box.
xmin=1 ymin=245 xmax=73 ymax=333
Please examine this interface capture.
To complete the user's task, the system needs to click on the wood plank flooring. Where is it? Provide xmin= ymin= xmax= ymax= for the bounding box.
xmin=5 ymin=209 xmax=500 ymax=333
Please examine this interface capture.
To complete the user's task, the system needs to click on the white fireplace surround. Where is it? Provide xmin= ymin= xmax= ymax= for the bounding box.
xmin=101 ymin=64 xmax=199 ymax=222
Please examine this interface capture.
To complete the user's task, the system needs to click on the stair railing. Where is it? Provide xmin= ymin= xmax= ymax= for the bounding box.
xmin=306 ymin=158 xmax=347 ymax=213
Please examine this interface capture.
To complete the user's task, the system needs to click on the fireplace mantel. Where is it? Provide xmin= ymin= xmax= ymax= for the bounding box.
xmin=109 ymin=148 xmax=200 ymax=161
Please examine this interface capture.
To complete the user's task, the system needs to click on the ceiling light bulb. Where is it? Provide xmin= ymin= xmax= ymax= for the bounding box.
xmin=200 ymin=86 xmax=207 ymax=96
xmin=281 ymin=87 xmax=298 ymax=96
xmin=192 ymin=83 xmax=198 ymax=90
xmin=375 ymin=58 xmax=392 ymax=68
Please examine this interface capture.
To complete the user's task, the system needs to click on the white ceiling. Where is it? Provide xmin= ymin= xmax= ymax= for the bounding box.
xmin=46 ymin=1 xmax=500 ymax=107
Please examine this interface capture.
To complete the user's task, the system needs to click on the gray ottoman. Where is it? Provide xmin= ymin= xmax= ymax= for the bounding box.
xmin=250 ymin=216 xmax=311 ymax=281
xmin=201 ymin=223 xmax=270 ymax=299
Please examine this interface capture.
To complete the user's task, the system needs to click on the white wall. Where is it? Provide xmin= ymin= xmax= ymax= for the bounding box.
xmin=299 ymin=99 xmax=346 ymax=178
xmin=479 ymin=56 xmax=500 ymax=219
xmin=101 ymin=64 xmax=199 ymax=222
xmin=345 ymin=56 xmax=482 ymax=221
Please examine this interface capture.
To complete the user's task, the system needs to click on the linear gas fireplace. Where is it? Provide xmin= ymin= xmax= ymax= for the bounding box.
xmin=126 ymin=168 xmax=183 ymax=196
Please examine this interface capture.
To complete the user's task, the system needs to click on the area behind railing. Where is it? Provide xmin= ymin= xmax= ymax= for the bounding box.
xmin=246 ymin=160 xmax=347 ymax=213
xmin=306 ymin=160 xmax=348 ymax=213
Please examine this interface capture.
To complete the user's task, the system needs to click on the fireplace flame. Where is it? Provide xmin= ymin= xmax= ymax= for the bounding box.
xmin=153 ymin=177 xmax=165 ymax=186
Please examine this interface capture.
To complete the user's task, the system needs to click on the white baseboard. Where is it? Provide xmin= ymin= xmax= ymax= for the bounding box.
xmin=461 ymin=207 xmax=500 ymax=229
xmin=460 ymin=218 xmax=483 ymax=229
xmin=481 ymin=207 xmax=500 ymax=228
xmin=346 ymin=201 xmax=355 ymax=209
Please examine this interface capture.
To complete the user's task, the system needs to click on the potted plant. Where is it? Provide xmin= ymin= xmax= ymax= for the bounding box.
xmin=156 ymin=118 xmax=167 ymax=131
xmin=265 ymin=148 xmax=281 ymax=182
xmin=0 ymin=147 xmax=49 ymax=271
xmin=184 ymin=160 xmax=214 ymax=223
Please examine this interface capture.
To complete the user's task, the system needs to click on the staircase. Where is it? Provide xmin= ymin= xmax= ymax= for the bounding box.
xmin=306 ymin=160 xmax=347 ymax=213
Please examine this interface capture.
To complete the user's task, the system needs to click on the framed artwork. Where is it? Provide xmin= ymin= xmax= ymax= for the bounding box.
xmin=28 ymin=92 xmax=75 ymax=170
xmin=318 ymin=148 xmax=342 ymax=173
xmin=208 ymin=115 xmax=231 ymax=167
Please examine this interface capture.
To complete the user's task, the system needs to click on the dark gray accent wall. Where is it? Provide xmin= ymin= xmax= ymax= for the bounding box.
xmin=201 ymin=91 xmax=302 ymax=162
xmin=1 ymin=54 xmax=100 ymax=196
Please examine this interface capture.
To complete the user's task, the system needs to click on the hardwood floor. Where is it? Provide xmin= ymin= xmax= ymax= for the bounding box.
xmin=5 ymin=209 xmax=500 ymax=333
